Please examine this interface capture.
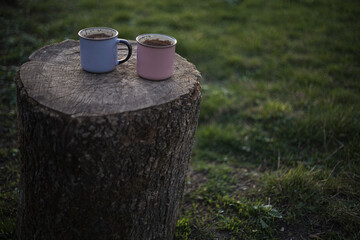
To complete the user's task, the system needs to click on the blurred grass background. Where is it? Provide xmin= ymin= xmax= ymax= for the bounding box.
xmin=1 ymin=0 xmax=359 ymax=239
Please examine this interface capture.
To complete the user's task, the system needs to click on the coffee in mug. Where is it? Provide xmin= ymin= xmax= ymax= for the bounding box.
xmin=142 ymin=39 xmax=172 ymax=47
xmin=86 ymin=33 xmax=113 ymax=39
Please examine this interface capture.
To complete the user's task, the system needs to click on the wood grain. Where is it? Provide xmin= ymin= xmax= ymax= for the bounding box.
xmin=20 ymin=39 xmax=201 ymax=117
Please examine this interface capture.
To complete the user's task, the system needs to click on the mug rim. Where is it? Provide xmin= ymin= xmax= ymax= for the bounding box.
xmin=136 ymin=33 xmax=177 ymax=48
xmin=78 ymin=27 xmax=118 ymax=41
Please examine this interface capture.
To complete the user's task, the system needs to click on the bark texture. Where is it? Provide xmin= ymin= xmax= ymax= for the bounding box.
xmin=16 ymin=40 xmax=201 ymax=240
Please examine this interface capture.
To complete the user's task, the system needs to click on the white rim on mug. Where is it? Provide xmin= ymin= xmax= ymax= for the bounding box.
xmin=136 ymin=34 xmax=177 ymax=48
xmin=78 ymin=27 xmax=118 ymax=41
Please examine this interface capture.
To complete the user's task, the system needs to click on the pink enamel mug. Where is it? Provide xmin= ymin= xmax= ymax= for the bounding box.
xmin=136 ymin=34 xmax=177 ymax=80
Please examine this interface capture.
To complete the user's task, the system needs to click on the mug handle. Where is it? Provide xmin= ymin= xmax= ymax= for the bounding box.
xmin=116 ymin=39 xmax=132 ymax=64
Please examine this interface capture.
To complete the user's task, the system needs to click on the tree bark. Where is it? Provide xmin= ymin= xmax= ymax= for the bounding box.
xmin=16 ymin=40 xmax=201 ymax=240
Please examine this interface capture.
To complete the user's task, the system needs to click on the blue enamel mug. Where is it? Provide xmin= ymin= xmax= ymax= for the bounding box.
xmin=78 ymin=27 xmax=132 ymax=73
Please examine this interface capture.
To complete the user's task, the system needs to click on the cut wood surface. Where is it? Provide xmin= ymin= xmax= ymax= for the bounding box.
xmin=20 ymin=39 xmax=201 ymax=117
xmin=16 ymin=39 xmax=201 ymax=240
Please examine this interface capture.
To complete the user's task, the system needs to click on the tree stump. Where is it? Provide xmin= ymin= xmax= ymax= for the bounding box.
xmin=15 ymin=39 xmax=201 ymax=240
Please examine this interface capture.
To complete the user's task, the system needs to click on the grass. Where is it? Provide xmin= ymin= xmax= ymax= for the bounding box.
xmin=1 ymin=0 xmax=360 ymax=239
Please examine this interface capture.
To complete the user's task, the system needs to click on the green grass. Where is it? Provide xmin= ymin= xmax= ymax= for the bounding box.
xmin=1 ymin=0 xmax=360 ymax=239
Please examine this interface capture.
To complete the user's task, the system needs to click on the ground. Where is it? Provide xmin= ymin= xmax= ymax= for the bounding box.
xmin=1 ymin=0 xmax=360 ymax=239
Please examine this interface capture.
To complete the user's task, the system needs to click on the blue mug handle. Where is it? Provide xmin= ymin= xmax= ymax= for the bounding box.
xmin=116 ymin=39 xmax=132 ymax=64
